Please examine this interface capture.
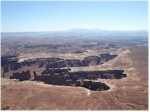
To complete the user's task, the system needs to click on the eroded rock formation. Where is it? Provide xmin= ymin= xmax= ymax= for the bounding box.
xmin=1 ymin=53 xmax=124 ymax=91
xmin=1 ymin=53 xmax=117 ymax=73
xmin=10 ymin=70 xmax=31 ymax=81
xmin=33 ymin=68 xmax=126 ymax=91
xmin=82 ymin=81 xmax=110 ymax=91
xmin=45 ymin=54 xmax=117 ymax=69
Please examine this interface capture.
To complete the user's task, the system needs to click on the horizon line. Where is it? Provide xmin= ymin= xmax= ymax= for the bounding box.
xmin=1 ymin=28 xmax=148 ymax=33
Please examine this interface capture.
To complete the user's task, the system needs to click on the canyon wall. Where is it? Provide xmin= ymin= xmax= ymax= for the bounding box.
xmin=1 ymin=53 xmax=117 ymax=73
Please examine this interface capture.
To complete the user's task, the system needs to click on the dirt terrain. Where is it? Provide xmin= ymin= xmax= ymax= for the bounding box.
xmin=1 ymin=45 xmax=148 ymax=110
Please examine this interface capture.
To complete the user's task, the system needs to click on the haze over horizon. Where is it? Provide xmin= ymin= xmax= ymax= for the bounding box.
xmin=1 ymin=1 xmax=148 ymax=32
xmin=1 ymin=28 xmax=148 ymax=33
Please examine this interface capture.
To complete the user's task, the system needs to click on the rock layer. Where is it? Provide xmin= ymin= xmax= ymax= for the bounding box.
xmin=33 ymin=68 xmax=126 ymax=91
xmin=1 ymin=53 xmax=117 ymax=73
xmin=10 ymin=70 xmax=31 ymax=81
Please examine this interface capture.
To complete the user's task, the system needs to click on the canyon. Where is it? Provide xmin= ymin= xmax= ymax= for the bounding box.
xmin=1 ymin=45 xmax=148 ymax=110
xmin=1 ymin=53 xmax=126 ymax=91
xmin=1 ymin=31 xmax=148 ymax=110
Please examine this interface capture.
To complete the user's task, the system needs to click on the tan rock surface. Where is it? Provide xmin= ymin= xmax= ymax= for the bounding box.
xmin=1 ymin=46 xmax=148 ymax=110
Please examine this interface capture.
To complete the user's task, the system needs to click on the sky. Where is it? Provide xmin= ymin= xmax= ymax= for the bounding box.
xmin=1 ymin=1 xmax=148 ymax=32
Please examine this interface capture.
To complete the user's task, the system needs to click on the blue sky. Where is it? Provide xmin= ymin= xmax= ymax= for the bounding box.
xmin=1 ymin=1 xmax=148 ymax=32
